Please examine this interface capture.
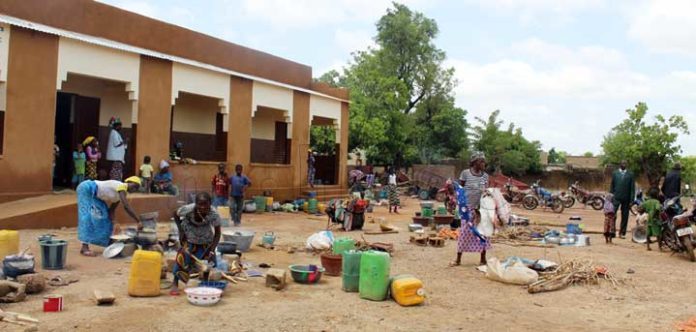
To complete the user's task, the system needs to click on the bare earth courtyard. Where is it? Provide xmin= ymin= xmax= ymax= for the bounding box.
xmin=2 ymin=196 xmax=695 ymax=332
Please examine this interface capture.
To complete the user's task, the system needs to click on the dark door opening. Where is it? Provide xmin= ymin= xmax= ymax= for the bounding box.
xmin=54 ymin=92 xmax=100 ymax=188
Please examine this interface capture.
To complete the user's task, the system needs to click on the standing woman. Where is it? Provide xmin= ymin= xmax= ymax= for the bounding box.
xmin=307 ymin=149 xmax=316 ymax=188
xmin=106 ymin=117 xmax=128 ymax=181
xmin=76 ymin=176 xmax=142 ymax=256
xmin=451 ymin=152 xmax=490 ymax=266
xmin=387 ymin=167 xmax=400 ymax=213
xmin=84 ymin=137 xmax=101 ymax=180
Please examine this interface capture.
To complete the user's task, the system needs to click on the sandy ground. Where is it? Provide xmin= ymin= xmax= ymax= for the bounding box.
xmin=1 ymin=195 xmax=695 ymax=332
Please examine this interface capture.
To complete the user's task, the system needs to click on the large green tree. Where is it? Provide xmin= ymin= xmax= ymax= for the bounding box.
xmin=316 ymin=3 xmax=463 ymax=165
xmin=601 ymin=102 xmax=689 ymax=187
xmin=471 ymin=110 xmax=541 ymax=176
xmin=677 ymin=156 xmax=696 ymax=188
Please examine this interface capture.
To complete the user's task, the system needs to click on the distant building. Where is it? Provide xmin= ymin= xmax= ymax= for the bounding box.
xmin=566 ymin=156 xmax=601 ymax=170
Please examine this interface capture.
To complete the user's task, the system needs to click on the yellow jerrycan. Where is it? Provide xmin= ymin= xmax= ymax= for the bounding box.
xmin=128 ymin=250 xmax=162 ymax=297
xmin=0 ymin=230 xmax=20 ymax=260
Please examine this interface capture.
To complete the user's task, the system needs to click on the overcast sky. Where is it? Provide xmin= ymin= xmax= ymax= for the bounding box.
xmin=98 ymin=0 xmax=696 ymax=156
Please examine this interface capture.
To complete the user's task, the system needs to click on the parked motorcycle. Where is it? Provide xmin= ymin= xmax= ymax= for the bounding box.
xmin=629 ymin=189 xmax=644 ymax=216
xmin=659 ymin=195 xmax=695 ymax=261
xmin=563 ymin=181 xmax=605 ymax=210
xmin=502 ymin=178 xmax=527 ymax=204
xmin=522 ymin=181 xmax=564 ymax=213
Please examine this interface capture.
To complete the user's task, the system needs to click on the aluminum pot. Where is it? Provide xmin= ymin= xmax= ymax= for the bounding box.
xmin=134 ymin=229 xmax=158 ymax=246
xmin=217 ymin=241 xmax=237 ymax=254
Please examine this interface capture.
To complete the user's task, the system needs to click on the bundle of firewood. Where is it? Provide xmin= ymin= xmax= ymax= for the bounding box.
xmin=528 ymin=259 xmax=622 ymax=294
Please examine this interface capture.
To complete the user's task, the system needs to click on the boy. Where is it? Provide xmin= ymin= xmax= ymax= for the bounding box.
xmin=72 ymin=143 xmax=86 ymax=189
xmin=641 ymin=187 xmax=663 ymax=251
xmin=211 ymin=163 xmax=229 ymax=207
xmin=229 ymin=164 xmax=251 ymax=226
xmin=139 ymin=155 xmax=154 ymax=193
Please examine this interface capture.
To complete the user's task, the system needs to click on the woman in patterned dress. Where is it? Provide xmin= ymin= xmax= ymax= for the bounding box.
xmin=451 ymin=152 xmax=490 ymax=266
xmin=387 ymin=167 xmax=400 ymax=213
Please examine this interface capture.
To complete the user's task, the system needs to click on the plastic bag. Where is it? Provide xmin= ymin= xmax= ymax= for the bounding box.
xmin=488 ymin=188 xmax=511 ymax=227
xmin=306 ymin=231 xmax=335 ymax=251
xmin=485 ymin=257 xmax=538 ymax=285
xmin=477 ymin=195 xmax=496 ymax=237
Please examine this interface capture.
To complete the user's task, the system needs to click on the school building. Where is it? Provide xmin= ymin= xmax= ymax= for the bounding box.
xmin=0 ymin=0 xmax=350 ymax=205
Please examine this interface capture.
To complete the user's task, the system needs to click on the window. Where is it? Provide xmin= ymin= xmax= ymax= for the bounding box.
xmin=171 ymin=92 xmax=226 ymax=162
xmin=250 ymin=107 xmax=290 ymax=164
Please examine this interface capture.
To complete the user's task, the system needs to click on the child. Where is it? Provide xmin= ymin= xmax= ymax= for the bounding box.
xmin=139 ymin=156 xmax=154 ymax=194
xmin=603 ymin=193 xmax=616 ymax=243
xmin=641 ymin=187 xmax=663 ymax=251
xmin=72 ymin=143 xmax=86 ymax=189
xmin=211 ymin=163 xmax=229 ymax=207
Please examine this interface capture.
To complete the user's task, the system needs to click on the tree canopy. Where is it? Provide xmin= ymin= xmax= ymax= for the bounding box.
xmin=678 ymin=156 xmax=696 ymax=188
xmin=471 ymin=110 xmax=541 ymax=176
xmin=548 ymin=148 xmax=568 ymax=164
xmin=601 ymin=102 xmax=689 ymax=187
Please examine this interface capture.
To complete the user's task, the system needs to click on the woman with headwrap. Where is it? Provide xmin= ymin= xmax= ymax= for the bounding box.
xmin=106 ymin=117 xmax=128 ymax=181
xmin=451 ymin=152 xmax=491 ymax=266
xmin=76 ymin=176 xmax=142 ymax=256
xmin=153 ymin=160 xmax=178 ymax=195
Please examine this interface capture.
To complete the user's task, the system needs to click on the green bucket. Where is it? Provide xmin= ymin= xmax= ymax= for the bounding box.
xmin=254 ymin=196 xmax=266 ymax=213
xmin=422 ymin=207 xmax=434 ymax=218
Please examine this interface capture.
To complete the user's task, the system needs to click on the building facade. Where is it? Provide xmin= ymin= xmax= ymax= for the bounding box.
xmin=0 ymin=0 xmax=349 ymax=202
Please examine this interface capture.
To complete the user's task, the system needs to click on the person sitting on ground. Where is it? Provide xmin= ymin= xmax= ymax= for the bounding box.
xmin=642 ymin=187 xmax=663 ymax=251
xmin=603 ymin=193 xmax=616 ymax=244
xmin=171 ymin=192 xmax=221 ymax=296
xmin=211 ymin=163 xmax=229 ymax=207
xmin=76 ymin=176 xmax=142 ymax=256
xmin=152 ymin=160 xmax=178 ymax=195
xmin=347 ymin=192 xmax=368 ymax=231
xmin=139 ymin=155 xmax=154 ymax=194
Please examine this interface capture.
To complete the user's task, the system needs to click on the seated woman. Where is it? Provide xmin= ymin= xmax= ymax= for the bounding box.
xmin=152 ymin=160 xmax=178 ymax=195
xmin=345 ymin=193 xmax=367 ymax=231
xmin=171 ymin=192 xmax=222 ymax=296
xmin=76 ymin=176 xmax=142 ymax=256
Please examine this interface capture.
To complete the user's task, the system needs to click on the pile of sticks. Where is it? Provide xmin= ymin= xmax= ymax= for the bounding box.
xmin=528 ymin=258 xmax=622 ymax=294
xmin=491 ymin=226 xmax=554 ymax=247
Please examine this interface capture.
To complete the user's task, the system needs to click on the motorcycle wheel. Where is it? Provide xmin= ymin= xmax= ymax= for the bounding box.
xmin=562 ymin=196 xmax=575 ymax=209
xmin=590 ymin=197 xmax=604 ymax=211
xmin=551 ymin=198 xmax=565 ymax=213
xmin=522 ymin=196 xmax=538 ymax=210
xmin=682 ymin=237 xmax=696 ymax=262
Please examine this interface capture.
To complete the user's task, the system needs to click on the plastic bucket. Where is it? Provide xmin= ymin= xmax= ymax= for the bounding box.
xmin=40 ymin=240 xmax=68 ymax=270
xmin=422 ymin=207 xmax=434 ymax=218
xmin=308 ymin=199 xmax=318 ymax=214
xmin=254 ymin=196 xmax=267 ymax=213
xmin=320 ymin=253 xmax=342 ymax=276
xmin=566 ymin=223 xmax=581 ymax=235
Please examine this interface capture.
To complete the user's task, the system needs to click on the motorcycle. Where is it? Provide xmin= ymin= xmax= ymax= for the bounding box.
xmin=629 ymin=189 xmax=644 ymax=216
xmin=522 ymin=181 xmax=564 ymax=213
xmin=502 ymin=178 xmax=527 ymax=204
xmin=562 ymin=181 xmax=605 ymax=210
xmin=658 ymin=195 xmax=695 ymax=262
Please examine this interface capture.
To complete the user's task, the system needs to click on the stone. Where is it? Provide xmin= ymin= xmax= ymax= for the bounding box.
xmin=93 ymin=290 xmax=116 ymax=305
xmin=265 ymin=268 xmax=287 ymax=290
xmin=16 ymin=274 xmax=46 ymax=294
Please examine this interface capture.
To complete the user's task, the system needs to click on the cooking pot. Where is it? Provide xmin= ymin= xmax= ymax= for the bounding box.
xmin=217 ymin=241 xmax=237 ymax=254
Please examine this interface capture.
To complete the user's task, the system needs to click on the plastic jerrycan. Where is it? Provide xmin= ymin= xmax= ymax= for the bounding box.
xmin=391 ymin=275 xmax=425 ymax=306
xmin=359 ymin=250 xmax=390 ymax=301
xmin=342 ymin=250 xmax=362 ymax=292
xmin=333 ymin=237 xmax=356 ymax=255
xmin=0 ymin=230 xmax=20 ymax=260
xmin=128 ymin=250 xmax=162 ymax=297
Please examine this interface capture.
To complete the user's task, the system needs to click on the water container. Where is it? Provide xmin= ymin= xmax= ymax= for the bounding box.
xmin=128 ymin=250 xmax=162 ymax=297
xmin=254 ymin=196 xmax=267 ymax=213
xmin=265 ymin=197 xmax=274 ymax=212
xmin=566 ymin=223 xmax=582 ymax=235
xmin=333 ymin=237 xmax=356 ymax=255
xmin=391 ymin=275 xmax=425 ymax=306
xmin=342 ymin=250 xmax=362 ymax=292
xmin=0 ymin=230 xmax=19 ymax=260
xmin=303 ymin=201 xmax=309 ymax=212
xmin=421 ymin=207 xmax=434 ymax=218
xmin=40 ymin=240 xmax=68 ymax=270
xmin=359 ymin=251 xmax=390 ymax=301
xmin=308 ymin=199 xmax=318 ymax=214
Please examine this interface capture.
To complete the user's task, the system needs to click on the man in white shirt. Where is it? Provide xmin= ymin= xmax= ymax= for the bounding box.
xmin=106 ymin=117 xmax=127 ymax=181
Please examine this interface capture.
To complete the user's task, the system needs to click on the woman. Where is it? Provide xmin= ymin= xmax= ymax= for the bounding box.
xmin=171 ymin=192 xmax=222 ymax=296
xmin=106 ymin=117 xmax=127 ymax=181
xmin=84 ymin=137 xmax=101 ymax=180
xmin=307 ymin=149 xmax=316 ymax=188
xmin=77 ymin=176 xmax=142 ymax=256
xmin=387 ymin=167 xmax=400 ymax=213
xmin=451 ymin=152 xmax=490 ymax=266
xmin=153 ymin=160 xmax=178 ymax=195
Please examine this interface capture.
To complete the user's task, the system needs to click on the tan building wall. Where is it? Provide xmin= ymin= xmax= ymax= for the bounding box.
xmin=566 ymin=156 xmax=601 ymax=169
xmin=172 ymin=93 xmax=218 ymax=135
xmin=251 ymin=107 xmax=289 ymax=140
xmin=135 ymin=56 xmax=172 ymax=170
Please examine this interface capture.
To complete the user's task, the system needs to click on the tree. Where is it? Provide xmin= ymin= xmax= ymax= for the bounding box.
xmin=310 ymin=126 xmax=336 ymax=155
xmin=315 ymin=3 xmax=462 ymax=165
xmin=583 ymin=151 xmax=594 ymax=157
xmin=548 ymin=148 xmax=568 ymax=164
xmin=679 ymin=156 xmax=696 ymax=187
xmin=601 ymin=102 xmax=689 ymax=187
xmin=314 ymin=70 xmax=342 ymax=88
xmin=471 ymin=110 xmax=541 ymax=176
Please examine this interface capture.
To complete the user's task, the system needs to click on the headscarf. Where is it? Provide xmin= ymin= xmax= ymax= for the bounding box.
xmin=470 ymin=151 xmax=486 ymax=164
xmin=109 ymin=117 xmax=122 ymax=128
xmin=124 ymin=176 xmax=142 ymax=186
xmin=82 ymin=136 xmax=95 ymax=147
xmin=159 ymin=160 xmax=170 ymax=169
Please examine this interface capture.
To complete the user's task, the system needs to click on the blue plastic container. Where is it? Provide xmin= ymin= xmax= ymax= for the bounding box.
xmin=198 ymin=280 xmax=228 ymax=290
xmin=566 ymin=223 xmax=582 ymax=235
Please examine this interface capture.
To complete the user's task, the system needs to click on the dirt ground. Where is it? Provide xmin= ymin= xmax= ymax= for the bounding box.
xmin=2 ymin=195 xmax=695 ymax=332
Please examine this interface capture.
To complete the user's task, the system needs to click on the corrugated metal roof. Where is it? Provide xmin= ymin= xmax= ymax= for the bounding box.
xmin=0 ymin=14 xmax=349 ymax=103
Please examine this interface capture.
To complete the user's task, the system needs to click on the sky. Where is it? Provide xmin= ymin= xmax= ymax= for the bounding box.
xmin=97 ymin=0 xmax=696 ymax=156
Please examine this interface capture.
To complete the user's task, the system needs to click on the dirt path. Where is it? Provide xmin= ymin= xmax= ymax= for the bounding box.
xmin=2 ymin=197 xmax=695 ymax=332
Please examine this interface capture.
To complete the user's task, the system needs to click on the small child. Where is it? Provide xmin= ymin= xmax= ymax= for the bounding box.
xmin=642 ymin=187 xmax=663 ymax=251
xmin=603 ymin=193 xmax=616 ymax=243
xmin=72 ymin=143 xmax=86 ymax=189
xmin=139 ymin=156 xmax=154 ymax=194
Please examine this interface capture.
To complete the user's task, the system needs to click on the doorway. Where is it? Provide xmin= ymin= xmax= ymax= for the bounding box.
xmin=53 ymin=92 xmax=100 ymax=188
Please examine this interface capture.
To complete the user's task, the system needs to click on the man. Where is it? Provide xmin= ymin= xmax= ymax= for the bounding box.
xmin=610 ymin=160 xmax=635 ymax=239
xmin=170 ymin=192 xmax=221 ymax=296
xmin=662 ymin=162 xmax=682 ymax=200
xmin=106 ymin=117 xmax=127 ymax=181
xmin=229 ymin=164 xmax=251 ymax=226
xmin=211 ymin=163 xmax=229 ymax=207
